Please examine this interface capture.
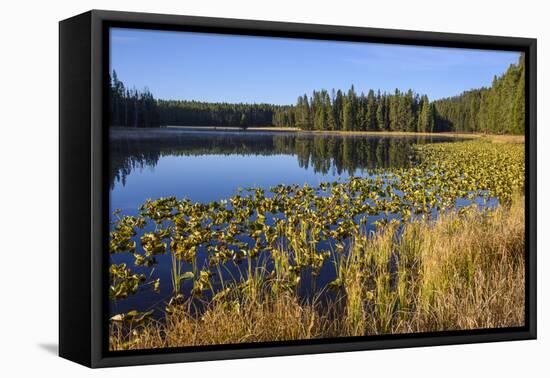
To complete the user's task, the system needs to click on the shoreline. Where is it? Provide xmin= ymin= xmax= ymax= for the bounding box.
xmin=165 ymin=125 xmax=299 ymax=132
xmin=110 ymin=126 xmax=525 ymax=143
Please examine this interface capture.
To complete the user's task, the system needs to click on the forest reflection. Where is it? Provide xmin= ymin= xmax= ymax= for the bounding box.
xmin=109 ymin=130 xmax=457 ymax=188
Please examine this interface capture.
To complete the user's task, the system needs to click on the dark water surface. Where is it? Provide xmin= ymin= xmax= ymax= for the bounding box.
xmin=109 ymin=128 xmax=462 ymax=316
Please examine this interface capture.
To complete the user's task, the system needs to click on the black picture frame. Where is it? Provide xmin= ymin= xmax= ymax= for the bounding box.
xmin=59 ymin=9 xmax=537 ymax=368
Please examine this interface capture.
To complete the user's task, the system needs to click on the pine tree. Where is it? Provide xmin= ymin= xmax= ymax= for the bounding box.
xmin=366 ymin=89 xmax=377 ymax=130
xmin=404 ymin=89 xmax=416 ymax=132
xmin=240 ymin=112 xmax=248 ymax=130
xmin=376 ymin=91 xmax=386 ymax=130
xmin=512 ymin=55 xmax=525 ymax=134
xmin=333 ymin=89 xmax=344 ymax=130
xmin=433 ymin=55 xmax=524 ymax=135
xmin=417 ymin=95 xmax=430 ymax=133
xmin=347 ymin=85 xmax=357 ymax=131
xmin=343 ymin=96 xmax=353 ymax=131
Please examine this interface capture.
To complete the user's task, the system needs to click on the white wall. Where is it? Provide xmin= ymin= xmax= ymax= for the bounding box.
xmin=1 ymin=0 xmax=546 ymax=375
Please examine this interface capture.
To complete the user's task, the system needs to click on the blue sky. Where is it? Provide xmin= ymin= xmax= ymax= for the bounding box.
xmin=110 ymin=28 xmax=521 ymax=105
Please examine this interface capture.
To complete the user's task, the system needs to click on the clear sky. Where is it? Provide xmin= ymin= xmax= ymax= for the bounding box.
xmin=110 ymin=27 xmax=521 ymax=105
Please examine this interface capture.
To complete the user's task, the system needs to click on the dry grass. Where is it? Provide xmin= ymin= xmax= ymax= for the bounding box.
xmin=301 ymin=130 xmax=525 ymax=144
xmin=110 ymin=293 xmax=331 ymax=350
xmin=369 ymin=193 xmax=525 ymax=334
xmin=481 ymin=134 xmax=525 ymax=144
xmin=110 ymin=194 xmax=525 ymax=350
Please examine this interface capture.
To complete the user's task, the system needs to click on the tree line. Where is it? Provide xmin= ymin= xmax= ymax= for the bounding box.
xmin=433 ymin=54 xmax=525 ymax=134
xmin=109 ymin=70 xmax=291 ymax=129
xmin=272 ymin=87 xmax=437 ymax=133
xmin=110 ymin=71 xmax=160 ymax=128
xmin=109 ymin=54 xmax=524 ymax=134
xmin=156 ymin=100 xmax=292 ymax=128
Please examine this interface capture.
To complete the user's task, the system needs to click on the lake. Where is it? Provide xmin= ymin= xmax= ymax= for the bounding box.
xmin=109 ymin=128 xmax=463 ymax=316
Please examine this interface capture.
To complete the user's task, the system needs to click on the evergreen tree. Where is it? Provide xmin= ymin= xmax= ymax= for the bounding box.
xmin=433 ymin=54 xmax=524 ymax=135
xmin=343 ymin=96 xmax=354 ymax=131
xmin=240 ymin=113 xmax=248 ymax=130
xmin=347 ymin=85 xmax=357 ymax=131
xmin=417 ymin=95 xmax=431 ymax=133
xmin=333 ymin=90 xmax=344 ymax=130
xmin=389 ymin=89 xmax=400 ymax=131
xmin=366 ymin=89 xmax=377 ymax=130
xmin=375 ymin=91 xmax=386 ymax=130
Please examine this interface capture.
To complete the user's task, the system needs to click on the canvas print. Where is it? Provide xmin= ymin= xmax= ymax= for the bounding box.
xmin=107 ymin=28 xmax=526 ymax=351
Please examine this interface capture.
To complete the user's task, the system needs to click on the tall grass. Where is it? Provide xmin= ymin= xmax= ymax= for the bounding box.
xmin=110 ymin=193 xmax=524 ymax=350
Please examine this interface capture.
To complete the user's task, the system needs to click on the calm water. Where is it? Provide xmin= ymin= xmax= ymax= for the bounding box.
xmin=109 ymin=128 xmax=461 ymax=316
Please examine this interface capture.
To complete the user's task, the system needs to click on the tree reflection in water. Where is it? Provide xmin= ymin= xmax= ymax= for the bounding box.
xmin=109 ymin=128 xmax=456 ymax=189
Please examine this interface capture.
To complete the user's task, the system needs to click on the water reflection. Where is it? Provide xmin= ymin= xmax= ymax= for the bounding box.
xmin=110 ymin=128 xmax=454 ymax=190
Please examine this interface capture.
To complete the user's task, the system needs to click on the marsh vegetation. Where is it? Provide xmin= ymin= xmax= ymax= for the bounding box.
xmin=108 ymin=136 xmax=525 ymax=350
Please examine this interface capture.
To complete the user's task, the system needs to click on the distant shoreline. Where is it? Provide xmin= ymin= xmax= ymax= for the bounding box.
xmin=165 ymin=125 xmax=300 ymax=132
xmin=110 ymin=126 xmax=524 ymax=143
